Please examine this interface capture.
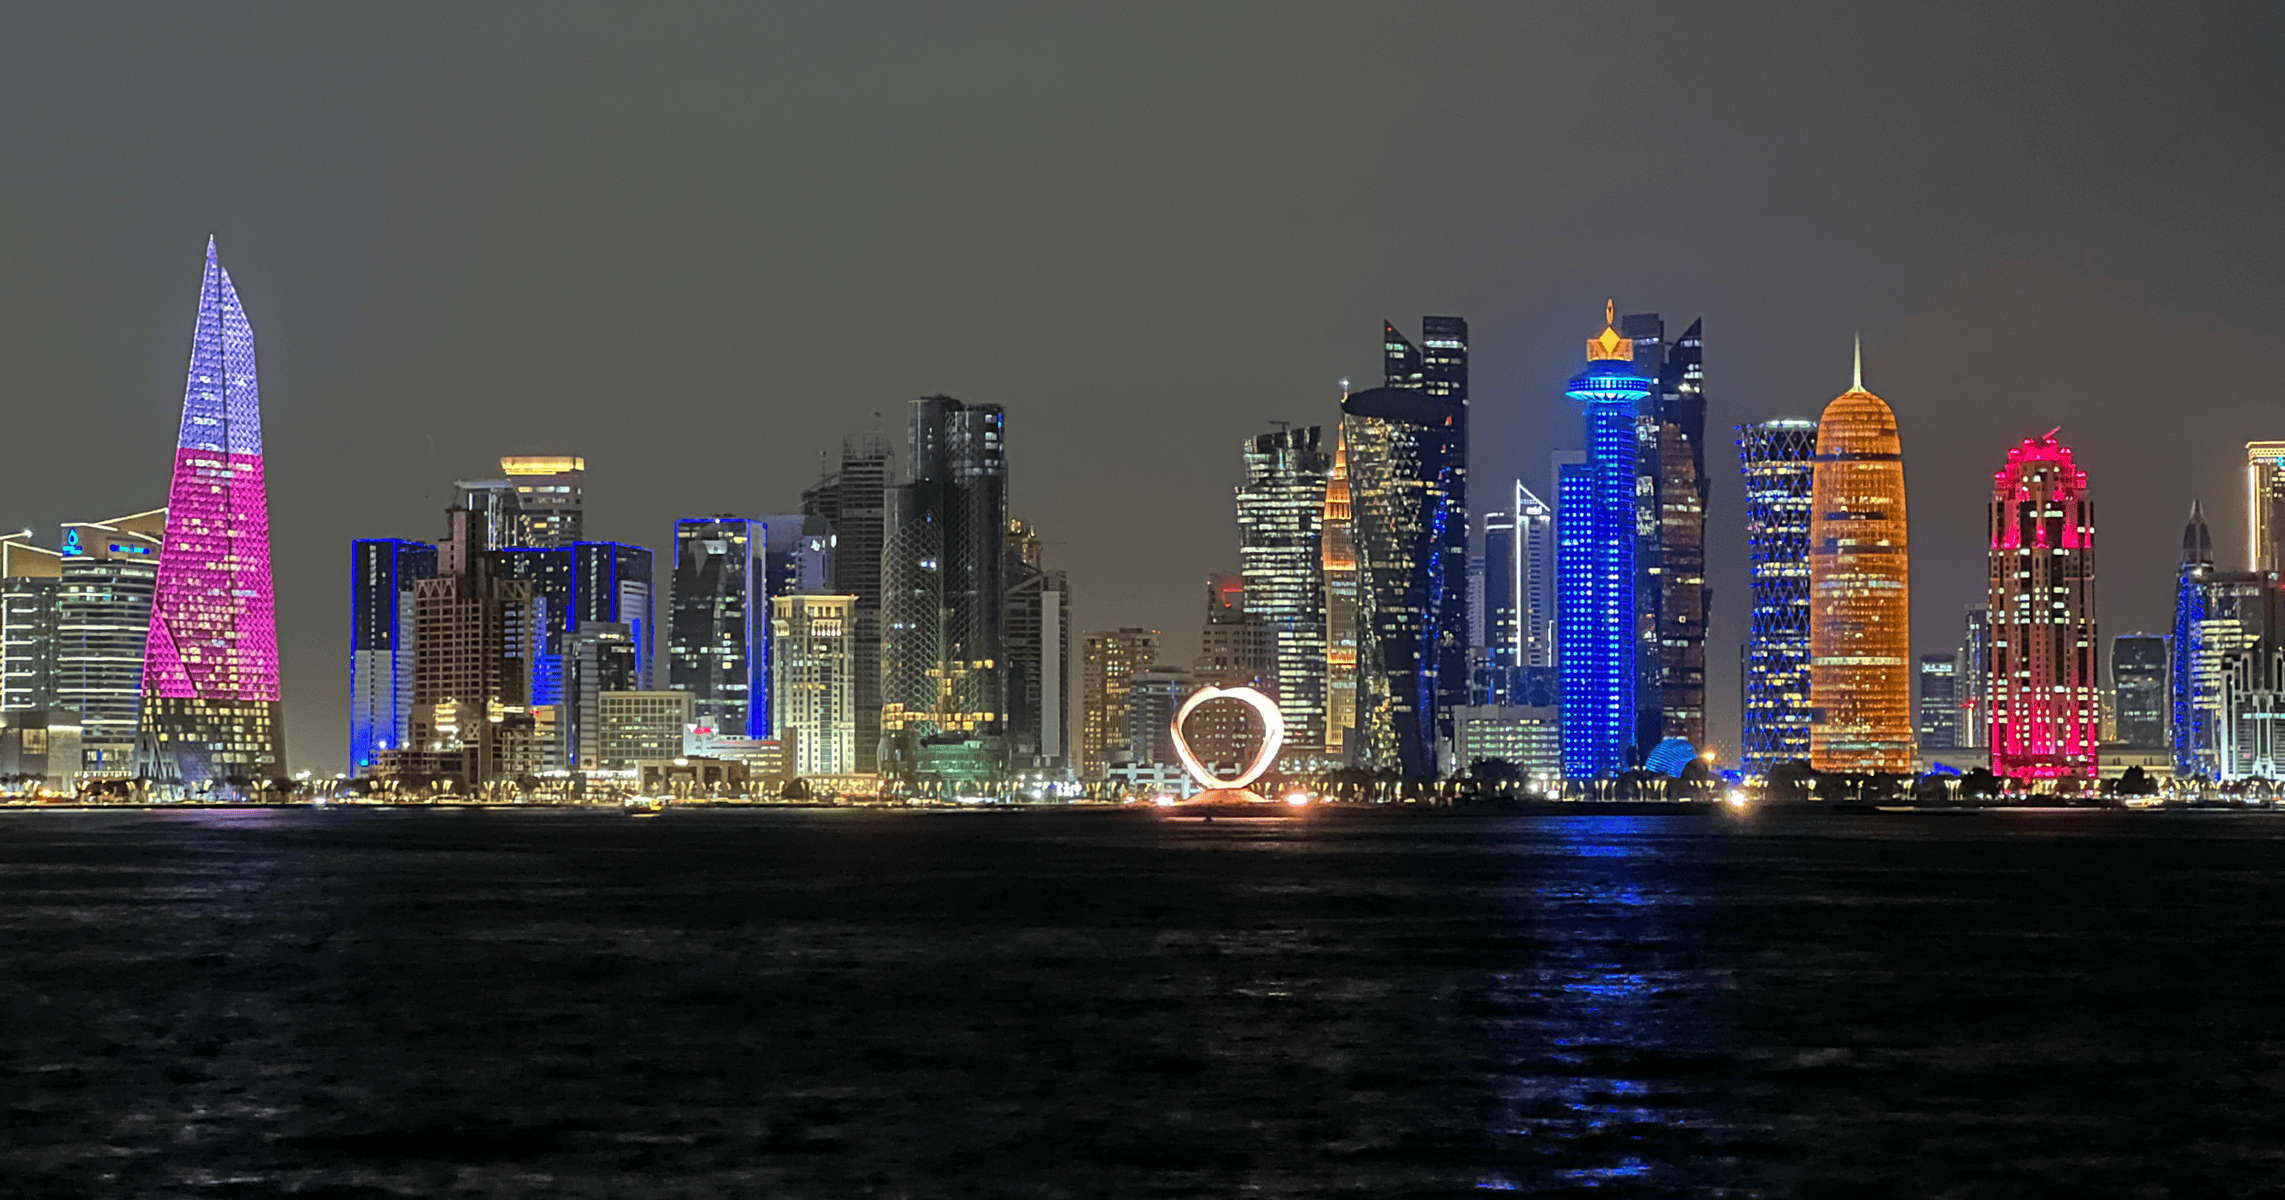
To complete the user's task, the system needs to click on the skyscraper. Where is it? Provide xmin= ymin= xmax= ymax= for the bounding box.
xmin=1 ymin=532 xmax=63 ymax=715
xmin=1808 ymin=343 xmax=1914 ymax=774
xmin=565 ymin=621 xmax=639 ymax=768
xmin=500 ymin=456 xmax=586 ymax=548
xmin=1514 ymin=482 xmax=1558 ymax=696
xmin=1985 ymin=432 xmax=2099 ymax=781
xmin=350 ymin=538 xmax=439 ymax=771
xmin=1737 ymin=418 xmax=1817 ymax=773
xmin=1321 ymin=430 xmax=1360 ymax=759
xmin=772 ymin=593 xmax=857 ymax=776
xmin=1957 ymin=607 xmax=1991 ymax=749
xmin=135 ymin=240 xmax=287 ymax=788
xmin=2171 ymin=503 xmax=2275 ymax=777
xmin=1003 ymin=518 xmax=1072 ymax=771
xmin=1917 ymin=653 xmax=1960 ymax=752
xmin=1191 ymin=573 xmax=1273 ymax=768
xmin=801 ymin=431 xmax=892 ymax=772
xmin=55 ymin=511 xmax=166 ymax=775
xmin=495 ymin=541 xmax=654 ymax=766
xmin=1623 ymin=313 xmax=1710 ymax=751
xmin=1558 ymin=305 xmax=1650 ymax=778
xmin=2248 ymin=442 xmax=2285 ymax=574
xmin=2112 ymin=633 xmax=2169 ymax=750
xmin=1081 ymin=628 xmax=1157 ymax=775
xmin=1345 ymin=317 xmax=1468 ymax=779
xmin=1482 ymin=505 xmax=1516 ymax=675
xmin=1236 ymin=426 xmax=1330 ymax=757
xmin=879 ymin=397 xmax=1009 ymax=776
xmin=411 ymin=505 xmax=543 ymax=785
xmin=668 ymin=517 xmax=763 ymax=739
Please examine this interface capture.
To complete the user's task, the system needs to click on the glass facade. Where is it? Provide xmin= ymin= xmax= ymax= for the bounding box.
xmin=1808 ymin=350 xmax=1914 ymax=774
xmin=1321 ymin=432 xmax=1359 ymax=760
xmin=2112 ymin=633 xmax=2169 ymax=751
xmin=58 ymin=512 xmax=167 ymax=774
xmin=1736 ymin=419 xmax=1816 ymax=773
xmin=499 ymin=456 xmax=586 ymax=548
xmin=2247 ymin=441 xmax=2285 ymax=575
xmin=1080 ymin=628 xmax=1157 ymax=775
xmin=350 ymin=538 xmax=438 ymax=770
xmin=668 ymin=517 xmax=762 ymax=739
xmin=1557 ymin=308 xmax=1649 ymax=779
xmin=2171 ymin=504 xmax=2274 ymax=778
xmin=1236 ymin=426 xmax=1330 ymax=757
xmin=1917 ymin=653 xmax=1959 ymax=752
xmin=135 ymin=240 xmax=286 ymax=787
xmin=1986 ymin=433 xmax=2098 ymax=780
xmin=1 ymin=534 xmax=63 ymax=714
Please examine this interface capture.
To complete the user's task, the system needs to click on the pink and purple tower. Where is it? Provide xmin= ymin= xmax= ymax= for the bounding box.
xmin=133 ymin=238 xmax=287 ymax=787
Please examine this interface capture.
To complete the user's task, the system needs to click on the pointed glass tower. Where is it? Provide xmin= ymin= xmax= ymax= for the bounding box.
xmin=135 ymin=238 xmax=287 ymax=788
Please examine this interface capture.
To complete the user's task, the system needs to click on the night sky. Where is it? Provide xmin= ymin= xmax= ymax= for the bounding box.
xmin=3 ymin=5 xmax=2278 ymax=772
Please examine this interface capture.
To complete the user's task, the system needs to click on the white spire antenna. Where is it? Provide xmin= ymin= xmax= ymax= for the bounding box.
xmin=1852 ymin=334 xmax=1863 ymax=391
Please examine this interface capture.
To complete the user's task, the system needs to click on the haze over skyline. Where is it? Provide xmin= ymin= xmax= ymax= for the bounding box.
xmin=3 ymin=4 xmax=2280 ymax=771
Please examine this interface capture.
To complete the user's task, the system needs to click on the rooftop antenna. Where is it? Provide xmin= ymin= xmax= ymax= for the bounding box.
xmin=1852 ymin=334 xmax=1863 ymax=391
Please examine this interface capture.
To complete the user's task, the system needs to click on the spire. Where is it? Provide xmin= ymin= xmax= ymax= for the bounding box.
xmin=2185 ymin=500 xmax=2213 ymax=566
xmin=1586 ymin=300 xmax=1633 ymax=362
xmin=1852 ymin=334 xmax=1863 ymax=392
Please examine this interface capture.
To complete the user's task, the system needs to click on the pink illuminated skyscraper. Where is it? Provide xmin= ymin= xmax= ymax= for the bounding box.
xmin=134 ymin=238 xmax=287 ymax=787
xmin=1985 ymin=430 xmax=2098 ymax=782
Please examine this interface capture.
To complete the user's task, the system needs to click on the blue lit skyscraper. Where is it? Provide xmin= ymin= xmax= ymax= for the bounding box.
xmin=1736 ymin=418 xmax=1817 ymax=773
xmin=497 ymin=541 xmax=654 ymax=766
xmin=2172 ymin=503 xmax=2274 ymax=777
xmin=668 ymin=517 xmax=762 ymax=739
xmin=1558 ymin=304 xmax=1651 ymax=778
xmin=350 ymin=538 xmax=438 ymax=771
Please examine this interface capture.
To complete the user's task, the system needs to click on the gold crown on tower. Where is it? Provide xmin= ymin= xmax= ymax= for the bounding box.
xmin=1585 ymin=299 xmax=1633 ymax=362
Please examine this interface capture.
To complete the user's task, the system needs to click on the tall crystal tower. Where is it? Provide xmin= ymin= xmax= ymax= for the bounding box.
xmin=1558 ymin=304 xmax=1650 ymax=778
xmin=1736 ymin=418 xmax=1818 ymax=773
xmin=135 ymin=239 xmax=287 ymax=786
xmin=1985 ymin=431 xmax=2098 ymax=780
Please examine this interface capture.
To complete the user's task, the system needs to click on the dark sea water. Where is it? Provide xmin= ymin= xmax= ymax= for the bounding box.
xmin=6 ymin=807 xmax=2285 ymax=1198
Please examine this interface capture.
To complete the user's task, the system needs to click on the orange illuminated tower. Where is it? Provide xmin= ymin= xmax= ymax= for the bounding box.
xmin=1809 ymin=341 xmax=1914 ymax=773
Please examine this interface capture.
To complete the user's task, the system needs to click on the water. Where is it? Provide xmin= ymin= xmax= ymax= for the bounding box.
xmin=5 ymin=807 xmax=2284 ymax=1197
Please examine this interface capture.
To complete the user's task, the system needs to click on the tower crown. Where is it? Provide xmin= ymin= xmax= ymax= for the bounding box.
xmin=1585 ymin=299 xmax=1633 ymax=362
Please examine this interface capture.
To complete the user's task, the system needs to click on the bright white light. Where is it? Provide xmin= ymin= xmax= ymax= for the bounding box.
xmin=1151 ymin=794 xmax=1175 ymax=808
xmin=1283 ymin=790 xmax=1311 ymax=808
xmin=1724 ymin=789 xmax=1748 ymax=808
xmin=1169 ymin=685 xmax=1287 ymax=792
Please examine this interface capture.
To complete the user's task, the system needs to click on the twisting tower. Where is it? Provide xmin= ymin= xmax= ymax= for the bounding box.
xmin=135 ymin=239 xmax=287 ymax=787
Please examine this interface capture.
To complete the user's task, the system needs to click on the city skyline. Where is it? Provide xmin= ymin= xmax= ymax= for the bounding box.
xmin=1 ymin=7 xmax=2279 ymax=772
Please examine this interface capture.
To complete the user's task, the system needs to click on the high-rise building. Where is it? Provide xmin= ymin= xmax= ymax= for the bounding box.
xmin=1002 ymin=520 xmax=1072 ymax=772
xmin=1345 ymin=317 xmax=1468 ymax=780
xmin=1236 ymin=426 xmax=1330 ymax=756
xmin=772 ymin=593 xmax=857 ymax=776
xmin=1808 ymin=343 xmax=1914 ymax=774
xmin=1515 ymin=482 xmax=1558 ymax=683
xmin=1985 ymin=432 xmax=2099 ymax=781
xmin=1623 ymin=313 xmax=1710 ymax=751
xmin=1958 ymin=607 xmax=1991 ymax=749
xmin=1081 ymin=628 xmax=1157 ymax=775
xmin=1126 ymin=666 xmax=1195 ymax=770
xmin=1481 ymin=506 xmax=1516 ymax=676
xmin=2171 ymin=503 xmax=2276 ymax=778
xmin=880 ymin=397 xmax=1010 ymax=775
xmin=668 ymin=517 xmax=763 ymax=739
xmin=1558 ymin=305 xmax=1650 ymax=779
xmin=2218 ymin=641 xmax=2285 ymax=780
xmin=1190 ymin=573 xmax=1273 ymax=769
xmin=801 ymin=432 xmax=893 ymax=771
xmin=55 ymin=511 xmax=166 ymax=775
xmin=500 ymin=456 xmax=585 ymax=548
xmin=1917 ymin=653 xmax=1959 ymax=753
xmin=565 ymin=621 xmax=638 ymax=769
xmin=2 ymin=532 xmax=63 ymax=714
xmin=1736 ymin=418 xmax=1817 ymax=774
xmin=1322 ymin=430 xmax=1360 ymax=759
xmin=494 ymin=541 xmax=654 ymax=765
xmin=134 ymin=240 xmax=286 ymax=788
xmin=350 ymin=538 xmax=439 ymax=771
xmin=2112 ymin=633 xmax=2169 ymax=750
xmin=409 ymin=505 xmax=543 ymax=785
xmin=2247 ymin=442 xmax=2285 ymax=574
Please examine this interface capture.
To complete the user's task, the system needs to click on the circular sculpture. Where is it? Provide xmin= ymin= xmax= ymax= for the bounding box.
xmin=1169 ymin=685 xmax=1286 ymax=794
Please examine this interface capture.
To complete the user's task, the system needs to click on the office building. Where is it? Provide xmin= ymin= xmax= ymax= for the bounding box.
xmin=1809 ymin=342 xmax=1914 ymax=774
xmin=2 ymin=532 xmax=63 ymax=714
xmin=880 ymin=397 xmax=1009 ymax=774
xmin=565 ymin=621 xmax=638 ymax=768
xmin=452 ymin=479 xmax=523 ymax=552
xmin=1345 ymin=317 xmax=1468 ymax=780
xmin=133 ymin=240 xmax=288 ymax=788
xmin=1003 ymin=519 xmax=1071 ymax=771
xmin=0 ymin=709 xmax=80 ymax=791
xmin=1081 ymin=628 xmax=1157 ymax=775
xmin=55 ymin=511 xmax=166 ymax=775
xmin=1957 ymin=607 xmax=1991 ymax=749
xmin=668 ymin=517 xmax=763 ymax=739
xmin=772 ymin=593 xmax=857 ymax=776
xmin=350 ymin=538 xmax=439 ymax=772
xmin=1515 ymin=482 xmax=1558 ymax=696
xmin=495 ymin=541 xmax=654 ymax=765
xmin=1191 ymin=573 xmax=1273 ymax=769
xmin=500 ymin=456 xmax=585 ymax=548
xmin=801 ymin=431 xmax=893 ymax=770
xmin=1126 ymin=666 xmax=1194 ymax=770
xmin=2172 ymin=503 xmax=2276 ymax=777
xmin=1917 ymin=654 xmax=1959 ymax=753
xmin=759 ymin=513 xmax=832 ymax=597
xmin=1558 ymin=305 xmax=1649 ymax=778
xmin=1623 ymin=312 xmax=1710 ymax=751
xmin=1322 ymin=430 xmax=1360 ymax=759
xmin=2249 ymin=442 xmax=2285 ymax=574
xmin=1985 ymin=432 xmax=2099 ymax=781
xmin=408 ymin=505 xmax=543 ymax=786
xmin=1452 ymin=704 xmax=1562 ymax=782
xmin=1737 ymin=418 xmax=1818 ymax=773
xmin=1236 ymin=426 xmax=1330 ymax=756
xmin=2112 ymin=633 xmax=2169 ymax=750
xmin=598 ymin=690 xmax=694 ymax=769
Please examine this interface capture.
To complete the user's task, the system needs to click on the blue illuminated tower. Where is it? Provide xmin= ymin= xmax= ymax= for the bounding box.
xmin=2173 ymin=504 xmax=2213 ymax=776
xmin=350 ymin=538 xmax=438 ymax=771
xmin=1558 ymin=304 xmax=1652 ymax=778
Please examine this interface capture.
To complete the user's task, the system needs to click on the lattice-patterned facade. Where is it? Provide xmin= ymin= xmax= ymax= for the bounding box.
xmin=136 ymin=239 xmax=287 ymax=787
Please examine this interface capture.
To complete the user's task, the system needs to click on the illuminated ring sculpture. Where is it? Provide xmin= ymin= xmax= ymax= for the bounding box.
xmin=1169 ymin=685 xmax=1286 ymax=793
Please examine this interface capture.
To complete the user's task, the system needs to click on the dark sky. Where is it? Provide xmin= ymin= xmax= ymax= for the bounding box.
xmin=4 ymin=4 xmax=2279 ymax=772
